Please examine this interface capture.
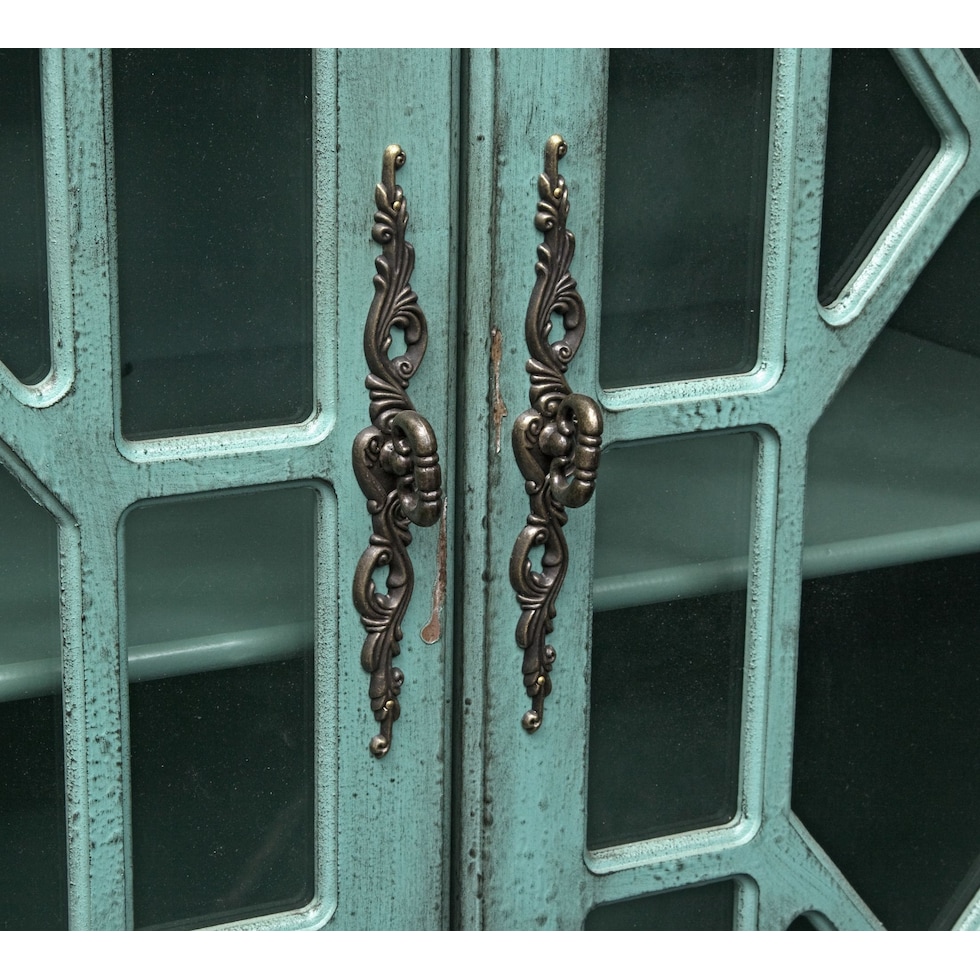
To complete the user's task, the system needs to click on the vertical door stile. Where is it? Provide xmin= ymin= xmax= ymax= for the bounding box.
xmin=469 ymin=49 xmax=608 ymax=930
xmin=60 ymin=48 xmax=129 ymax=929
xmin=0 ymin=48 xmax=94 ymax=929
xmin=753 ymin=48 xmax=882 ymax=929
xmin=310 ymin=46 xmax=341 ymax=933
xmin=752 ymin=49 xmax=848 ymax=928
xmin=311 ymin=48 xmax=345 ymax=925
xmin=332 ymin=48 xmax=457 ymax=930
xmin=453 ymin=46 xmax=497 ymax=931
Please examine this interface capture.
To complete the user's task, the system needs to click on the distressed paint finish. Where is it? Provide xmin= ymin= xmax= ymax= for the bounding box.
xmin=455 ymin=48 xmax=609 ymax=930
xmin=457 ymin=48 xmax=980 ymax=930
xmin=4 ymin=46 xmax=979 ymax=931
xmin=451 ymin=47 xmax=498 ymax=930
xmin=0 ymin=48 xmax=456 ymax=930
xmin=332 ymin=48 xmax=458 ymax=930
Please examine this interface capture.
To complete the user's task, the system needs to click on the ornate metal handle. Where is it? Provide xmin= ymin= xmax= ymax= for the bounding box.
xmin=353 ymin=145 xmax=442 ymax=758
xmin=510 ymin=135 xmax=603 ymax=733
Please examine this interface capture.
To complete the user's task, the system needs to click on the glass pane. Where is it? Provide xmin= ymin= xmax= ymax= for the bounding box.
xmin=0 ymin=462 xmax=67 ymax=929
xmin=588 ymin=433 xmax=754 ymax=848
xmin=787 ymin=915 xmax=818 ymax=930
xmin=818 ymin=49 xmax=940 ymax=305
xmin=112 ymin=49 xmax=314 ymax=440
xmin=794 ymin=555 xmax=980 ymax=931
xmin=962 ymin=49 xmax=980 ymax=82
xmin=804 ymin=202 xmax=980 ymax=579
xmin=585 ymin=879 xmax=735 ymax=930
xmin=600 ymin=49 xmax=771 ymax=388
xmin=0 ymin=48 xmax=50 ymax=385
xmin=797 ymin=202 xmax=980 ymax=930
xmin=124 ymin=486 xmax=316 ymax=929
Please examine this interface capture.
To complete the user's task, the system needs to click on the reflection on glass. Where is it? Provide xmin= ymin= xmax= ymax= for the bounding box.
xmin=112 ymin=49 xmax=314 ymax=439
xmin=125 ymin=486 xmax=316 ymax=929
xmin=797 ymin=202 xmax=980 ymax=930
xmin=588 ymin=433 xmax=754 ymax=849
xmin=0 ymin=48 xmax=50 ymax=385
xmin=0 ymin=462 xmax=67 ymax=929
xmin=818 ymin=49 xmax=939 ymax=305
xmin=585 ymin=879 xmax=735 ymax=930
xmin=600 ymin=49 xmax=771 ymax=388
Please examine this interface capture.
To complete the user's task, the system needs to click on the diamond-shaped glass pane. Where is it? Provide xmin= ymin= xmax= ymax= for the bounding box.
xmin=818 ymin=49 xmax=940 ymax=305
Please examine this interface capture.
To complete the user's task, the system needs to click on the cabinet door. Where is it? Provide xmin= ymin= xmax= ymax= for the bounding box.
xmin=0 ymin=48 xmax=457 ymax=929
xmin=458 ymin=48 xmax=980 ymax=930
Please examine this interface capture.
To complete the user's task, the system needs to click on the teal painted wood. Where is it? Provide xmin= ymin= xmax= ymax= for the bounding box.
xmin=459 ymin=47 xmax=980 ymax=930
xmin=452 ymin=47 xmax=497 ymax=930
xmin=0 ymin=48 xmax=456 ymax=930
xmin=331 ymin=47 xmax=458 ymax=931
xmin=455 ymin=48 xmax=610 ymax=930
xmin=4 ymin=45 xmax=979 ymax=931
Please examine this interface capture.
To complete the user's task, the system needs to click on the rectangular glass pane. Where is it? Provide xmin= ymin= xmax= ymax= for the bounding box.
xmin=124 ymin=486 xmax=316 ymax=929
xmin=112 ymin=49 xmax=314 ymax=440
xmin=0 ymin=462 xmax=67 ymax=929
xmin=600 ymin=49 xmax=771 ymax=389
xmin=0 ymin=693 xmax=68 ymax=929
xmin=588 ymin=433 xmax=754 ymax=848
xmin=0 ymin=48 xmax=50 ymax=385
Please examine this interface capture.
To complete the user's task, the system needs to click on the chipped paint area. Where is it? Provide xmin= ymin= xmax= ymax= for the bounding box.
xmin=421 ymin=497 xmax=448 ymax=644
xmin=490 ymin=325 xmax=508 ymax=454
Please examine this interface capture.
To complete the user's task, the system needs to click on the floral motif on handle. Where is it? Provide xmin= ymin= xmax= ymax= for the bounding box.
xmin=510 ymin=135 xmax=603 ymax=733
xmin=353 ymin=145 xmax=442 ymax=758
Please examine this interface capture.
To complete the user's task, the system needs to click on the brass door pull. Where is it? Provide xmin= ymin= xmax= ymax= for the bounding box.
xmin=353 ymin=145 xmax=442 ymax=758
xmin=511 ymin=135 xmax=603 ymax=733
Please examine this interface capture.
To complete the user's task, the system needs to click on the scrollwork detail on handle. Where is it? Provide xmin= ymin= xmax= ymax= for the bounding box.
xmin=353 ymin=145 xmax=442 ymax=758
xmin=510 ymin=135 xmax=603 ymax=733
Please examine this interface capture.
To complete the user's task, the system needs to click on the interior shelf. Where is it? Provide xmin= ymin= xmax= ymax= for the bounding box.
xmin=1 ymin=487 xmax=314 ymax=702
xmin=594 ymin=329 xmax=980 ymax=612
xmin=2 ymin=330 xmax=977 ymax=698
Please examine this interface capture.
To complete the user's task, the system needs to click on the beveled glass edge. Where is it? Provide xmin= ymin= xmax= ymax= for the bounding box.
xmin=820 ymin=48 xmax=973 ymax=328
